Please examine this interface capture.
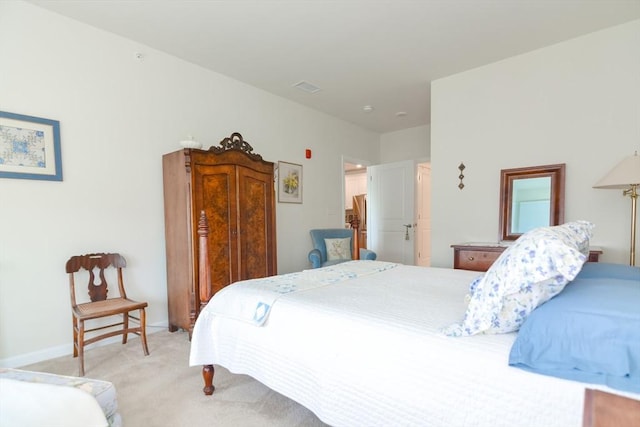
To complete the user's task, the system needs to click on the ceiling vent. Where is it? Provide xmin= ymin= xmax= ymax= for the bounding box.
xmin=293 ymin=80 xmax=321 ymax=94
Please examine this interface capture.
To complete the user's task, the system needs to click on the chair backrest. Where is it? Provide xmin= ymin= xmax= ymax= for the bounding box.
xmin=309 ymin=229 xmax=354 ymax=264
xmin=66 ymin=253 xmax=127 ymax=305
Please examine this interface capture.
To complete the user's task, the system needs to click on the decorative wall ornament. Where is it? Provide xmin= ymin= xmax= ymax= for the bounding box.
xmin=458 ymin=162 xmax=466 ymax=190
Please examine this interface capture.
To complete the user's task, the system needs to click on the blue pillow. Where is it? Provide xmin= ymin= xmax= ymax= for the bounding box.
xmin=509 ymin=264 xmax=640 ymax=393
xmin=576 ymin=262 xmax=640 ymax=281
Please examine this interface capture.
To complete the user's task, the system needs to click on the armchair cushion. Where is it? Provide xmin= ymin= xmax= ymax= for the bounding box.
xmin=325 ymin=237 xmax=352 ymax=261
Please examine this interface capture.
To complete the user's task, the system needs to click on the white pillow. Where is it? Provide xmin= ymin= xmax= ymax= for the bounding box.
xmin=325 ymin=237 xmax=352 ymax=261
xmin=442 ymin=220 xmax=594 ymax=337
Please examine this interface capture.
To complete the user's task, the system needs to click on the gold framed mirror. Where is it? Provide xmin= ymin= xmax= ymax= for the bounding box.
xmin=499 ymin=164 xmax=565 ymax=241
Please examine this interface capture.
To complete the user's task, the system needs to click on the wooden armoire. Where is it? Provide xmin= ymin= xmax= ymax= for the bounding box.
xmin=162 ymin=132 xmax=277 ymax=335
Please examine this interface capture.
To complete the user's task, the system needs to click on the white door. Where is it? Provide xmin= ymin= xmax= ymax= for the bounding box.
xmin=367 ymin=160 xmax=415 ymax=264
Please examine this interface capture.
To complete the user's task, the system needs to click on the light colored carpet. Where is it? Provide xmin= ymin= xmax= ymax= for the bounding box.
xmin=21 ymin=329 xmax=328 ymax=427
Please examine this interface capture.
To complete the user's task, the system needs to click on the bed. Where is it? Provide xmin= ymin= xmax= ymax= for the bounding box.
xmin=189 ymin=221 xmax=640 ymax=426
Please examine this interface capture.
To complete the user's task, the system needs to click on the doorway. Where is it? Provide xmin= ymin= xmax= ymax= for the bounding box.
xmin=346 ymin=158 xmax=430 ymax=266
xmin=342 ymin=157 xmax=370 ymax=248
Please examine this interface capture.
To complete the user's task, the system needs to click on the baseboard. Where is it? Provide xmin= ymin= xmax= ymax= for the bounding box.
xmin=0 ymin=322 xmax=169 ymax=368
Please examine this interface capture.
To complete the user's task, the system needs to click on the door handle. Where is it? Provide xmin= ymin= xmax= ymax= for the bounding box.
xmin=403 ymin=224 xmax=412 ymax=240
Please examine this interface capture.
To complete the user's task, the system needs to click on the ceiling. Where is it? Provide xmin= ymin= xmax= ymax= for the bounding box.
xmin=26 ymin=1 xmax=640 ymax=134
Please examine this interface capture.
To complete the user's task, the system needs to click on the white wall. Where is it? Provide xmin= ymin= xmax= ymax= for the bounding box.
xmin=431 ymin=20 xmax=640 ymax=268
xmin=0 ymin=1 xmax=379 ymax=365
xmin=380 ymin=125 xmax=430 ymax=163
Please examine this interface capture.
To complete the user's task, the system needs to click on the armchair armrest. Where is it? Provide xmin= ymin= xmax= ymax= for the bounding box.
xmin=308 ymin=249 xmax=323 ymax=269
xmin=359 ymin=249 xmax=377 ymax=261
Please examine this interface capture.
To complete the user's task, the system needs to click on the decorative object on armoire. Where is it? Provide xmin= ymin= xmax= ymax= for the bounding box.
xmin=162 ymin=132 xmax=277 ymax=335
xmin=593 ymin=151 xmax=640 ymax=265
xmin=277 ymin=161 xmax=302 ymax=203
xmin=458 ymin=162 xmax=465 ymax=190
xmin=308 ymin=223 xmax=377 ymax=269
xmin=66 ymin=253 xmax=149 ymax=376
xmin=0 ymin=111 xmax=62 ymax=181
xmin=178 ymin=135 xmax=202 ymax=149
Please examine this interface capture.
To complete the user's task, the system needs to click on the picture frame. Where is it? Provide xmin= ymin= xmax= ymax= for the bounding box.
xmin=0 ymin=111 xmax=63 ymax=181
xmin=278 ymin=161 xmax=302 ymax=204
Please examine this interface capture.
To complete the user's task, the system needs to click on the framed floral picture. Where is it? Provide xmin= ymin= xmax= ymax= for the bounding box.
xmin=278 ymin=161 xmax=302 ymax=203
xmin=0 ymin=111 xmax=63 ymax=181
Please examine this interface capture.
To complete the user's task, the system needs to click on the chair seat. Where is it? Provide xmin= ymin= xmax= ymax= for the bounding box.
xmin=74 ymin=298 xmax=147 ymax=319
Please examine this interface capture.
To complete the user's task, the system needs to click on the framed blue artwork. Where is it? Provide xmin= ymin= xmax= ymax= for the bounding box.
xmin=0 ymin=111 xmax=62 ymax=181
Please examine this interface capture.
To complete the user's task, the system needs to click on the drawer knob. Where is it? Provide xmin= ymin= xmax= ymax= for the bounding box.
xmin=467 ymin=256 xmax=475 ymax=261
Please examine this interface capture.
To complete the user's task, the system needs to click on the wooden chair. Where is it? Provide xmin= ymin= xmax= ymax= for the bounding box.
xmin=66 ymin=253 xmax=149 ymax=376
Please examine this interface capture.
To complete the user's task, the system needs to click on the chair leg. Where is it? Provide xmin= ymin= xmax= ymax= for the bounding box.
xmin=78 ymin=320 xmax=85 ymax=377
xmin=72 ymin=316 xmax=79 ymax=358
xmin=122 ymin=312 xmax=129 ymax=344
xmin=140 ymin=308 xmax=149 ymax=356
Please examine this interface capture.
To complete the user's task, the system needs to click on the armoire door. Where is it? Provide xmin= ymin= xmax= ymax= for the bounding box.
xmin=237 ymin=165 xmax=276 ymax=280
xmin=192 ymin=163 xmax=238 ymax=296
xmin=192 ymin=162 xmax=276 ymax=296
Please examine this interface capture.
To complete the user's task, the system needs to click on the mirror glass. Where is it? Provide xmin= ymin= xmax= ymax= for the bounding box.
xmin=499 ymin=164 xmax=565 ymax=241
xmin=511 ymin=176 xmax=551 ymax=233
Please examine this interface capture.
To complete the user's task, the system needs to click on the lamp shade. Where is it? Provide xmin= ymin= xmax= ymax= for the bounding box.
xmin=593 ymin=152 xmax=640 ymax=189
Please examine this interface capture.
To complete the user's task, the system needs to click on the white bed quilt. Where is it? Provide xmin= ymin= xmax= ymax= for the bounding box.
xmin=203 ymin=260 xmax=399 ymax=325
xmin=190 ymin=261 xmax=627 ymax=427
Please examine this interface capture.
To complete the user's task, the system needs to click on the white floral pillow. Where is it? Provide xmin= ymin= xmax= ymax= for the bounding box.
xmin=442 ymin=221 xmax=594 ymax=337
xmin=559 ymin=220 xmax=593 ymax=256
xmin=325 ymin=237 xmax=352 ymax=261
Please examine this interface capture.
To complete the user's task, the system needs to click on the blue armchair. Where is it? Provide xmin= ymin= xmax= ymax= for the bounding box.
xmin=308 ymin=228 xmax=377 ymax=269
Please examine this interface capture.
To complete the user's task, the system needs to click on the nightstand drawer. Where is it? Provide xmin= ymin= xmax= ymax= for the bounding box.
xmin=453 ymin=248 xmax=503 ymax=272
